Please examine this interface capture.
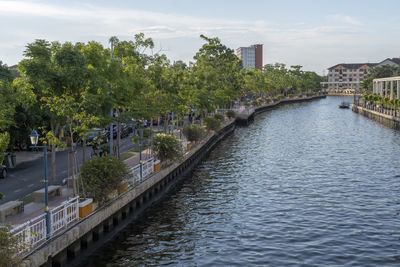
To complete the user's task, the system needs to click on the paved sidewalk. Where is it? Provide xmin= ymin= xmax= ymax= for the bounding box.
xmin=5 ymin=148 xmax=153 ymax=227
xmin=4 ymin=187 xmax=74 ymax=226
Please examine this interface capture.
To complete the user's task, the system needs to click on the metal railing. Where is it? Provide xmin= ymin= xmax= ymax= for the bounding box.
xmin=50 ymin=196 xmax=79 ymax=234
xmin=10 ymin=213 xmax=46 ymax=254
xmin=10 ymin=196 xmax=80 ymax=255
xmin=354 ymin=101 xmax=400 ymax=118
xmin=129 ymin=157 xmax=154 ymax=185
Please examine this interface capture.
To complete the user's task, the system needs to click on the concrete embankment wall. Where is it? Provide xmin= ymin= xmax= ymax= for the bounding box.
xmin=25 ymin=121 xmax=236 ymax=267
xmin=352 ymin=105 xmax=400 ymax=130
xmin=236 ymin=95 xmax=326 ymax=125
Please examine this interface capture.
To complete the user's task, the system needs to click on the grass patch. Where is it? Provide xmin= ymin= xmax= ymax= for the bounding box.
xmin=20 ymin=194 xmax=34 ymax=205
xmin=130 ymin=145 xmax=149 ymax=153
xmin=120 ymin=150 xmax=138 ymax=161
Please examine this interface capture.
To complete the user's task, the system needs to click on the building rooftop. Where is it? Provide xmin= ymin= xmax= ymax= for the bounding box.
xmin=380 ymin=58 xmax=400 ymax=65
xmin=328 ymin=63 xmax=378 ymax=70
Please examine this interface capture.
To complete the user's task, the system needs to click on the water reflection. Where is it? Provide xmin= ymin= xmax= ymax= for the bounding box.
xmin=83 ymin=97 xmax=400 ymax=266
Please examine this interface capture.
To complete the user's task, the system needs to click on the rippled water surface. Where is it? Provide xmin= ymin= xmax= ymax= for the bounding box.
xmin=84 ymin=97 xmax=400 ymax=266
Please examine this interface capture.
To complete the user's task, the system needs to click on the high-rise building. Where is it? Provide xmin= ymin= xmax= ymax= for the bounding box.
xmin=236 ymin=44 xmax=263 ymax=70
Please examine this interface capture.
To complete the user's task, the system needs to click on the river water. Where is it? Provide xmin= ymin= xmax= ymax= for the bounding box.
xmin=83 ymin=96 xmax=400 ymax=266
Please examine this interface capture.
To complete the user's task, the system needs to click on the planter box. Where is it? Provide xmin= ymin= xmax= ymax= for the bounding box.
xmin=187 ymin=143 xmax=191 ymax=150
xmin=154 ymin=160 xmax=161 ymax=172
xmin=118 ymin=182 xmax=128 ymax=195
xmin=79 ymin=198 xmax=93 ymax=218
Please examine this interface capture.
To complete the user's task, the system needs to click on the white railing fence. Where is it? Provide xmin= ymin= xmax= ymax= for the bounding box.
xmin=10 ymin=196 xmax=79 ymax=255
xmin=50 ymin=196 xmax=79 ymax=234
xmin=10 ymin=213 xmax=46 ymax=254
xmin=129 ymin=158 xmax=154 ymax=186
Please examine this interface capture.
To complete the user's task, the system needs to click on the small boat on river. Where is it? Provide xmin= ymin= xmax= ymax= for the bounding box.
xmin=339 ymin=102 xmax=350 ymax=109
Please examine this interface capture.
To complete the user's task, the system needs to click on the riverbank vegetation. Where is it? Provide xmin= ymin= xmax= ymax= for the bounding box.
xmin=0 ymin=34 xmax=324 ymax=181
xmin=362 ymin=93 xmax=400 ymax=109
xmin=362 ymin=65 xmax=400 ymax=91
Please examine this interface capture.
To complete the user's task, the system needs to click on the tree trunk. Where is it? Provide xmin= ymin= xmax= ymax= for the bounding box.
xmin=49 ymin=118 xmax=60 ymax=185
xmin=164 ymin=113 xmax=169 ymax=133
xmin=117 ymin=120 xmax=121 ymax=159
xmin=82 ymin=141 xmax=86 ymax=163
xmin=150 ymin=119 xmax=154 ymax=157
xmin=69 ymin=123 xmax=77 ymax=196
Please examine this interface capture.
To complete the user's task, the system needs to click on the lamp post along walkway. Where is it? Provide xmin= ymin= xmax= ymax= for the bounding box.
xmin=29 ymin=130 xmax=51 ymax=240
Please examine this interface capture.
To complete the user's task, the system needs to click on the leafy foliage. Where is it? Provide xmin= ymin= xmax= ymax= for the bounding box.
xmin=362 ymin=65 xmax=400 ymax=91
xmin=204 ymin=117 xmax=221 ymax=131
xmin=79 ymin=156 xmax=130 ymax=205
xmin=0 ymin=225 xmax=26 ymax=266
xmin=152 ymin=134 xmax=182 ymax=162
xmin=226 ymin=110 xmax=236 ymax=119
xmin=183 ymin=124 xmax=204 ymax=142
xmin=0 ymin=133 xmax=10 ymax=164
xmin=0 ymin=61 xmax=13 ymax=81
xmin=214 ymin=113 xmax=224 ymax=121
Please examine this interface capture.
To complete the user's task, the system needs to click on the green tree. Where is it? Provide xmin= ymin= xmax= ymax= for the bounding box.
xmin=79 ymin=156 xmax=130 ymax=205
xmin=362 ymin=65 xmax=400 ymax=91
xmin=0 ymin=225 xmax=26 ymax=266
xmin=152 ymin=134 xmax=182 ymax=162
xmin=192 ymin=35 xmax=242 ymax=114
xmin=0 ymin=61 xmax=13 ymax=81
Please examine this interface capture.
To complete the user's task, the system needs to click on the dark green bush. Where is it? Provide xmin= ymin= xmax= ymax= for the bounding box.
xmin=79 ymin=156 xmax=130 ymax=205
xmin=183 ymin=124 xmax=204 ymax=142
xmin=100 ymin=143 xmax=109 ymax=154
xmin=214 ymin=113 xmax=225 ymax=121
xmin=226 ymin=110 xmax=236 ymax=119
xmin=152 ymin=134 xmax=182 ymax=162
xmin=204 ymin=117 xmax=221 ymax=131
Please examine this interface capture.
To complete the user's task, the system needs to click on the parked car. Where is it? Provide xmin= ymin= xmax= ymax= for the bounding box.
xmin=0 ymin=164 xmax=6 ymax=179
xmin=120 ymin=123 xmax=130 ymax=138
xmin=84 ymin=128 xmax=108 ymax=145
xmin=152 ymin=117 xmax=164 ymax=125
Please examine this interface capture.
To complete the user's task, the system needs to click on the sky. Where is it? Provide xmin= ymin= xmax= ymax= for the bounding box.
xmin=0 ymin=0 xmax=399 ymax=74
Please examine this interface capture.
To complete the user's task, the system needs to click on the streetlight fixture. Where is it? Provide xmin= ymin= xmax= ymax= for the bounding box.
xmin=139 ymin=128 xmax=143 ymax=183
xmin=29 ymin=129 xmax=51 ymax=240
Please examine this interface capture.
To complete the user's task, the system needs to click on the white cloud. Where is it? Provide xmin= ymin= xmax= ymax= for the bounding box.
xmin=326 ymin=14 xmax=363 ymax=26
xmin=0 ymin=1 xmax=397 ymax=74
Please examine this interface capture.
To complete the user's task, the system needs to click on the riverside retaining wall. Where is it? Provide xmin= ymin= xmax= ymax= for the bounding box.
xmin=352 ymin=105 xmax=400 ymax=130
xmin=236 ymin=95 xmax=326 ymax=125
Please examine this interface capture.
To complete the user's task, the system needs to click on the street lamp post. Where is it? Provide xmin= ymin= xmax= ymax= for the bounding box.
xmin=29 ymin=130 xmax=51 ymax=239
xmin=139 ymin=128 xmax=143 ymax=183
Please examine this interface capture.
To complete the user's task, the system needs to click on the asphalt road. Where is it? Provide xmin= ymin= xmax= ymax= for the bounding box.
xmin=0 ymin=136 xmax=138 ymax=204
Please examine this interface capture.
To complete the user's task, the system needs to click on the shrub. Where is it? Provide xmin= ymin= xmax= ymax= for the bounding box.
xmin=214 ymin=113 xmax=225 ymax=121
xmin=204 ymin=117 xmax=221 ymax=131
xmin=226 ymin=110 xmax=236 ymax=119
xmin=100 ymin=143 xmax=109 ymax=154
xmin=0 ymin=225 xmax=26 ymax=266
xmin=79 ymin=156 xmax=130 ymax=205
xmin=183 ymin=124 xmax=204 ymax=142
xmin=152 ymin=134 xmax=182 ymax=162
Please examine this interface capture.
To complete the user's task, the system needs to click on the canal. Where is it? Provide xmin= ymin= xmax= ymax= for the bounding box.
xmin=82 ymin=96 xmax=400 ymax=266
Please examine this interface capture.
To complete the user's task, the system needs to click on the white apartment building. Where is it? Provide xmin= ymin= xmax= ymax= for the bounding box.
xmin=321 ymin=63 xmax=377 ymax=92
